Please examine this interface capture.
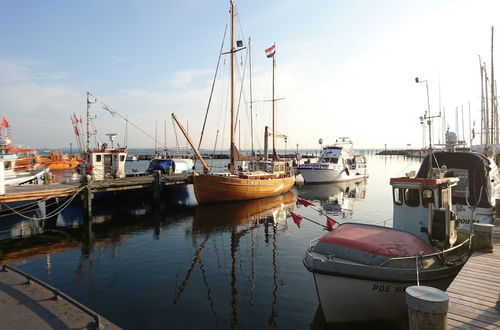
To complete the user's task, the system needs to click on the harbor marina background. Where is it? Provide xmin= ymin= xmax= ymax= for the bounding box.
xmin=0 ymin=154 xmax=423 ymax=328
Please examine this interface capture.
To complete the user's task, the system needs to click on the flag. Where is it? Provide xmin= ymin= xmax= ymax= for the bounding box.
xmin=326 ymin=217 xmax=337 ymax=231
xmin=71 ymin=114 xmax=78 ymax=124
xmin=265 ymin=44 xmax=276 ymax=58
xmin=297 ymin=197 xmax=316 ymax=208
xmin=1 ymin=117 xmax=9 ymax=128
xmin=74 ymin=126 xmax=80 ymax=136
xmin=290 ymin=212 xmax=302 ymax=228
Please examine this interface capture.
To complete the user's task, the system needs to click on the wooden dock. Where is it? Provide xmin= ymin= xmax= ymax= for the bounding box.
xmin=447 ymin=223 xmax=500 ymax=329
xmin=0 ymin=173 xmax=190 ymax=203
xmin=0 ymin=264 xmax=120 ymax=329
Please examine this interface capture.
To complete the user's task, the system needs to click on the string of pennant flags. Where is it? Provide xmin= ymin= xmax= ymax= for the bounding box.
xmin=290 ymin=197 xmax=339 ymax=231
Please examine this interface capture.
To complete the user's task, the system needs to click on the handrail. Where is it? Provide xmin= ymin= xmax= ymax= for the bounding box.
xmin=377 ymin=236 xmax=473 ymax=267
xmin=1 ymin=264 xmax=103 ymax=329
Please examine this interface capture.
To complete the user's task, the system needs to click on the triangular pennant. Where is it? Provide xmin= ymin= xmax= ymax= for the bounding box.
xmin=326 ymin=217 xmax=338 ymax=231
xmin=290 ymin=212 xmax=303 ymax=228
xmin=297 ymin=197 xmax=316 ymax=208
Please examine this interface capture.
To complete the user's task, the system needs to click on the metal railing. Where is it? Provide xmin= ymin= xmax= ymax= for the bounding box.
xmin=1 ymin=264 xmax=103 ymax=329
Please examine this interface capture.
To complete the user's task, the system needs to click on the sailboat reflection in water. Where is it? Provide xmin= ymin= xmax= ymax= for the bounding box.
xmin=173 ymin=191 xmax=296 ymax=328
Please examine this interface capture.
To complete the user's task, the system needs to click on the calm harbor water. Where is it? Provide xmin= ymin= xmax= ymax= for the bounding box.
xmin=0 ymin=154 xmax=423 ymax=329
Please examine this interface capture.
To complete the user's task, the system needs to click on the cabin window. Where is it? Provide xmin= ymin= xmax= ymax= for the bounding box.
xmin=120 ymin=155 xmax=125 ymax=161
xmin=393 ymin=187 xmax=403 ymax=205
xmin=422 ymin=189 xmax=434 ymax=208
xmin=96 ymin=155 xmax=102 ymax=162
xmin=404 ymin=188 xmax=420 ymax=207
xmin=4 ymin=161 xmax=12 ymax=170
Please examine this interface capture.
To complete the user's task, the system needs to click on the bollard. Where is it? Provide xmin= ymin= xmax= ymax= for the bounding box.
xmin=405 ymin=286 xmax=448 ymax=330
xmin=472 ymin=223 xmax=494 ymax=252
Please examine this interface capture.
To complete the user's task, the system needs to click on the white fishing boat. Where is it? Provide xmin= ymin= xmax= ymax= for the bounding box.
xmin=303 ymin=173 xmax=472 ymax=323
xmin=297 ymin=137 xmax=367 ymax=183
xmin=0 ymin=152 xmax=48 ymax=187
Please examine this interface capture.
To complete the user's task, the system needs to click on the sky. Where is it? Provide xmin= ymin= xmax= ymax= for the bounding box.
xmin=1 ymin=0 xmax=499 ymax=152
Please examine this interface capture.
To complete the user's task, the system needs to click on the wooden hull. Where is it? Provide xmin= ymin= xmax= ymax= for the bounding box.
xmin=193 ymin=173 xmax=296 ymax=204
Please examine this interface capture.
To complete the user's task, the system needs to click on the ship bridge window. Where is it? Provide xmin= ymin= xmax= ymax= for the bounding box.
xmin=393 ymin=187 xmax=403 ymax=205
xmin=96 ymin=155 xmax=102 ymax=162
xmin=120 ymin=155 xmax=125 ymax=162
xmin=404 ymin=188 xmax=420 ymax=207
xmin=422 ymin=189 xmax=434 ymax=208
xmin=4 ymin=161 xmax=12 ymax=170
xmin=322 ymin=157 xmax=338 ymax=164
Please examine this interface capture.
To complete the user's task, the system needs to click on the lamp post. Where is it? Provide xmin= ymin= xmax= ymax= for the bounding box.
xmin=416 ymin=77 xmax=441 ymax=177
xmin=415 ymin=77 xmax=432 ymax=149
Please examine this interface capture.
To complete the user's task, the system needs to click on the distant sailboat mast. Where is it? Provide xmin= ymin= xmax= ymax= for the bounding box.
xmin=271 ymin=44 xmax=278 ymax=160
xmin=249 ymin=37 xmax=255 ymax=156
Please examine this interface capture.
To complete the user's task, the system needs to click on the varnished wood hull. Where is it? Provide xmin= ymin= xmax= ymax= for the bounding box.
xmin=193 ymin=173 xmax=296 ymax=204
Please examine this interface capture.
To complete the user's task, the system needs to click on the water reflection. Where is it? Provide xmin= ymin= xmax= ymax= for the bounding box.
xmin=297 ymin=180 xmax=366 ymax=219
xmin=180 ymin=191 xmax=297 ymax=329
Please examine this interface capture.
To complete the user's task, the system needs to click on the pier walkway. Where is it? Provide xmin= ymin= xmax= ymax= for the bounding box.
xmin=0 ymin=265 xmax=120 ymax=329
xmin=447 ymin=223 xmax=500 ymax=329
xmin=0 ymin=173 xmax=190 ymax=203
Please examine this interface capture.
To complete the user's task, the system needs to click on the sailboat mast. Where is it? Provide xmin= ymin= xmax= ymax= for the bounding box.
xmin=249 ymin=37 xmax=254 ymax=155
xmin=86 ymin=91 xmax=91 ymax=152
xmin=229 ymin=0 xmax=236 ymax=173
xmin=491 ymin=26 xmax=495 ymax=145
xmin=272 ymin=44 xmax=276 ymax=160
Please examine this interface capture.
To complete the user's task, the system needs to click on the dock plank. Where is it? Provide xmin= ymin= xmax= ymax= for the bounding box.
xmin=446 ymin=222 xmax=500 ymax=329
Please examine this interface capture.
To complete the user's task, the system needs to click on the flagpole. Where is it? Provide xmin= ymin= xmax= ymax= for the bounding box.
xmin=272 ymin=43 xmax=276 ymax=160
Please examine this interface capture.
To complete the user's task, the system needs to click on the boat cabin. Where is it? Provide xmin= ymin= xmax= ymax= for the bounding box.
xmin=85 ymin=148 xmax=127 ymax=180
xmin=247 ymin=161 xmax=290 ymax=176
xmin=390 ymin=176 xmax=459 ymax=248
xmin=0 ymin=154 xmax=17 ymax=194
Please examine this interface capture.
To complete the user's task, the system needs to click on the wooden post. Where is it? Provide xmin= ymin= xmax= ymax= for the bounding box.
xmin=44 ymin=198 xmax=59 ymax=229
xmin=406 ymin=286 xmax=448 ymax=330
xmin=82 ymin=174 xmax=93 ymax=223
xmin=153 ymin=170 xmax=161 ymax=208
xmin=473 ymin=223 xmax=494 ymax=252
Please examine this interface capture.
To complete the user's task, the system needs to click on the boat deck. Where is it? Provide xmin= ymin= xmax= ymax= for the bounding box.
xmin=446 ymin=222 xmax=500 ymax=329
xmin=0 ymin=265 xmax=120 ymax=329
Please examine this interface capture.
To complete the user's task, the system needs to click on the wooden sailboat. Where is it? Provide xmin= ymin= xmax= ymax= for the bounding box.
xmin=173 ymin=0 xmax=295 ymax=204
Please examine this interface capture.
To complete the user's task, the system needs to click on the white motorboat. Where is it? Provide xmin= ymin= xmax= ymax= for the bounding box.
xmin=303 ymin=174 xmax=472 ymax=323
xmin=297 ymin=137 xmax=367 ymax=183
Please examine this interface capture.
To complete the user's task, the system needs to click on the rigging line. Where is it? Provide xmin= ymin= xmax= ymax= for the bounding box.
xmin=235 ymin=45 xmax=249 ymax=141
xmin=198 ymin=19 xmax=229 ymax=151
xmin=171 ymin=117 xmax=180 ymax=154
xmin=0 ymin=184 xmax=87 ymax=221
xmin=89 ymin=92 xmax=165 ymax=149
